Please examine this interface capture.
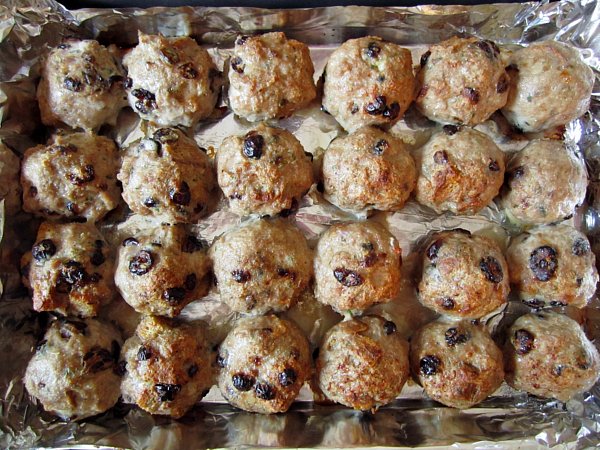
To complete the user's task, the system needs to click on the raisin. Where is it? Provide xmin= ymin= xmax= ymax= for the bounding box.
xmin=170 ymin=181 xmax=191 ymax=206
xmin=61 ymin=260 xmax=87 ymax=285
xmin=66 ymin=202 xmax=78 ymax=214
xmin=480 ymin=256 xmax=503 ymax=283
xmin=278 ymin=368 xmax=297 ymax=387
xmin=131 ymin=88 xmax=157 ymax=114
xmin=475 ymin=40 xmax=499 ymax=58
xmin=523 ymin=298 xmax=545 ymax=309
xmin=123 ymin=77 xmax=133 ymax=89
xmin=182 ymin=235 xmax=204 ymax=253
xmin=179 ymin=63 xmax=198 ymax=79
xmin=29 ymin=186 xmax=38 ymax=197
xmin=137 ymin=346 xmax=152 ymax=361
xmin=68 ymin=164 xmax=96 ymax=186
xmin=549 ymin=300 xmax=566 ymax=307
xmin=231 ymin=56 xmax=244 ymax=74
xmin=365 ymin=42 xmax=381 ymax=58
xmin=529 ymin=246 xmax=558 ymax=282
xmin=188 ymin=364 xmax=198 ymax=378
xmin=216 ymin=354 xmax=226 ymax=368
xmin=496 ymin=75 xmax=509 ymax=94
xmin=143 ymin=197 xmax=157 ymax=208
xmin=32 ymin=239 xmax=56 ymax=261
xmin=153 ymin=128 xmax=179 ymax=144
xmin=155 ymin=383 xmax=181 ymax=402
xmin=433 ymin=150 xmax=448 ymax=164
xmin=572 ymin=238 xmax=590 ymax=256
xmin=184 ymin=273 xmax=197 ymax=291
xmin=333 ymin=267 xmax=364 ymax=287
xmin=277 ymin=268 xmax=290 ymax=277
xmin=420 ymin=355 xmax=441 ymax=376
xmin=243 ymin=132 xmax=264 ymax=159
xmin=444 ymin=327 xmax=469 ymax=346
xmin=232 ymin=373 xmax=255 ymax=391
xmin=420 ymin=50 xmax=431 ymax=67
xmin=123 ymin=237 xmax=139 ymax=247
xmin=129 ymin=250 xmax=153 ymax=276
xmin=232 ymin=269 xmax=251 ymax=283
xmin=441 ymin=297 xmax=455 ymax=310
xmin=90 ymin=248 xmax=105 ymax=266
xmin=383 ymin=102 xmax=400 ymax=120
xmin=163 ymin=287 xmax=186 ymax=304
xmin=236 ymin=35 xmax=249 ymax=45
xmin=83 ymin=347 xmax=114 ymax=373
xmin=553 ymin=365 xmax=564 ymax=376
xmin=64 ymin=77 xmax=83 ymax=92
xmin=514 ymin=329 xmax=534 ymax=355
xmin=365 ymin=95 xmax=386 ymax=115
xmin=488 ymin=160 xmax=500 ymax=171
xmin=426 ymin=239 xmax=442 ymax=262
xmin=576 ymin=277 xmax=583 ymax=287
xmin=443 ymin=125 xmax=460 ymax=135
xmin=114 ymin=360 xmax=127 ymax=376
xmin=255 ymin=382 xmax=276 ymax=400
xmin=462 ymin=87 xmax=480 ymax=104
xmin=383 ymin=320 xmax=397 ymax=335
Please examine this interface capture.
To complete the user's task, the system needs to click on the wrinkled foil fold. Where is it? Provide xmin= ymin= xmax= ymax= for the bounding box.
xmin=1 ymin=0 xmax=600 ymax=448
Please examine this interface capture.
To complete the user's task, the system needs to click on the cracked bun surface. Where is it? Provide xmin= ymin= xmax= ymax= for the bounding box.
xmin=118 ymin=127 xmax=216 ymax=223
xmin=217 ymin=315 xmax=311 ymax=414
xmin=414 ymin=126 xmax=505 ymax=215
xmin=37 ymin=39 xmax=126 ymax=131
xmin=504 ymin=312 xmax=600 ymax=402
xmin=506 ymin=225 xmax=598 ymax=309
xmin=122 ymin=32 xmax=220 ymax=127
xmin=21 ymin=132 xmax=120 ymax=222
xmin=314 ymin=221 xmax=402 ymax=313
xmin=322 ymin=126 xmax=416 ymax=213
xmin=24 ymin=318 xmax=122 ymax=420
xmin=410 ymin=319 xmax=504 ymax=409
xmin=322 ymin=36 xmax=415 ymax=132
xmin=21 ymin=221 xmax=114 ymax=317
xmin=316 ymin=315 xmax=410 ymax=411
xmin=501 ymin=41 xmax=594 ymax=133
xmin=217 ymin=123 xmax=313 ymax=216
xmin=415 ymin=36 xmax=509 ymax=126
xmin=210 ymin=219 xmax=313 ymax=315
xmin=499 ymin=139 xmax=587 ymax=226
xmin=120 ymin=316 xmax=213 ymax=418
xmin=227 ymin=32 xmax=316 ymax=121
xmin=114 ymin=225 xmax=211 ymax=317
xmin=418 ymin=230 xmax=509 ymax=319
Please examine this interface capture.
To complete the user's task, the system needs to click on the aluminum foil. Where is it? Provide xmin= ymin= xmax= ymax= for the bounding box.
xmin=1 ymin=0 xmax=600 ymax=448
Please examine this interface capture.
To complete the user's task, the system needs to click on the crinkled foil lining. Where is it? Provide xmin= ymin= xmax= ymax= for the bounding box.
xmin=1 ymin=0 xmax=600 ymax=448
